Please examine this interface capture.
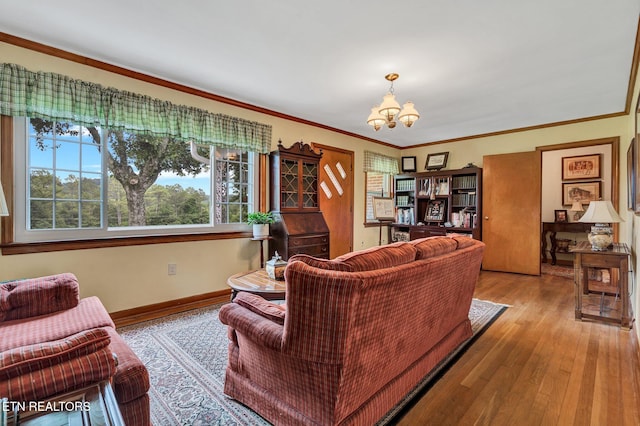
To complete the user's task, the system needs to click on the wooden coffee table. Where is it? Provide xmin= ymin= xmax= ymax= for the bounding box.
xmin=227 ymin=269 xmax=286 ymax=301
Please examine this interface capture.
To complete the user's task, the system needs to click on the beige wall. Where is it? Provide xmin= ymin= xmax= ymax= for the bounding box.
xmin=1 ymin=42 xmax=639 ymax=343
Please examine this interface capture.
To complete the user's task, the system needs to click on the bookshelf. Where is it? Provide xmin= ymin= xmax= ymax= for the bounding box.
xmin=391 ymin=167 xmax=482 ymax=241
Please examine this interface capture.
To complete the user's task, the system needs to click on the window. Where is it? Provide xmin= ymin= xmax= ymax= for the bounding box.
xmin=13 ymin=117 xmax=256 ymax=243
xmin=365 ymin=172 xmax=392 ymax=223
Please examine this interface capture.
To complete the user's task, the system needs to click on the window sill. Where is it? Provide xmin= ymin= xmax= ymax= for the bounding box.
xmin=1 ymin=231 xmax=253 ymax=255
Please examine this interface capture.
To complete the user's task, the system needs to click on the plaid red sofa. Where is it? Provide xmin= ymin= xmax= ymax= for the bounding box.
xmin=219 ymin=236 xmax=485 ymax=425
xmin=0 ymin=273 xmax=150 ymax=425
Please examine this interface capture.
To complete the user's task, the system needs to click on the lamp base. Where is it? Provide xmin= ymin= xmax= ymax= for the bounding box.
xmin=588 ymin=225 xmax=613 ymax=251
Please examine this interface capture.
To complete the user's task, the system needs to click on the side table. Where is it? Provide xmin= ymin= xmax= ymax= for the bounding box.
xmin=251 ymin=236 xmax=273 ymax=268
xmin=571 ymin=241 xmax=633 ymax=329
xmin=2 ymin=381 xmax=124 ymax=425
xmin=541 ymin=221 xmax=592 ymax=264
xmin=227 ymin=269 xmax=286 ymax=301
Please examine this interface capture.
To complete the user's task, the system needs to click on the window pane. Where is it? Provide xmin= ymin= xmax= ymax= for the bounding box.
xmin=30 ymin=200 xmax=53 ymax=229
xmin=215 ymin=148 xmax=253 ymax=224
xmin=81 ymin=202 xmax=101 ymax=228
xmin=56 ymin=141 xmax=80 ymax=171
xmin=30 ymin=169 xmax=54 ymax=198
xmin=55 ymin=201 xmax=79 ymax=228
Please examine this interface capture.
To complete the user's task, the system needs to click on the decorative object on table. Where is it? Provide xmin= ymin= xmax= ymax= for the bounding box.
xmin=562 ymin=181 xmax=601 ymax=205
xmin=569 ymin=199 xmax=584 ymax=221
xmin=554 ymin=209 xmax=568 ymax=223
xmin=373 ymin=197 xmax=396 ymax=221
xmin=366 ymin=73 xmax=420 ymax=131
xmin=425 ymin=152 xmax=449 ymax=170
xmin=578 ymin=200 xmax=623 ymax=251
xmin=265 ymin=251 xmax=287 ymax=280
xmin=247 ymin=211 xmax=275 ymax=238
xmin=401 ymin=156 xmax=417 ymax=172
xmin=561 ymin=154 xmax=601 ymax=180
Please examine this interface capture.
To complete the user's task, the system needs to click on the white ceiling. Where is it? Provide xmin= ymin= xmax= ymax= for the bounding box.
xmin=1 ymin=1 xmax=639 ymax=148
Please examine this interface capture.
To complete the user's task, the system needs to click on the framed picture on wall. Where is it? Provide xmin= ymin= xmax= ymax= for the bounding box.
xmin=425 ymin=152 xmax=449 ymax=170
xmin=561 ymin=154 xmax=601 ymax=180
xmin=635 ymin=94 xmax=640 ymax=214
xmin=401 ymin=156 xmax=417 ymax=172
xmin=372 ymin=197 xmax=396 ymax=220
xmin=562 ymin=181 xmax=601 ymax=205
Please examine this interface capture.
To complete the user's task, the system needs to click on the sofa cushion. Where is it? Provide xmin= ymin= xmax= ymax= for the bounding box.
xmin=0 ymin=328 xmax=112 ymax=379
xmin=0 ymin=296 xmax=115 ymax=352
xmin=0 ymin=273 xmax=80 ymax=322
xmin=410 ymin=236 xmax=458 ymax=259
xmin=288 ymin=254 xmax=353 ymax=272
xmin=333 ymin=242 xmax=417 ymax=271
xmin=0 ymin=328 xmax=116 ymax=402
xmin=234 ymin=292 xmax=286 ymax=325
xmin=453 ymin=235 xmax=476 ymax=249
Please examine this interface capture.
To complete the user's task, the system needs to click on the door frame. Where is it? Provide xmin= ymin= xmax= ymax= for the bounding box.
xmin=536 ymin=136 xmax=620 ymax=240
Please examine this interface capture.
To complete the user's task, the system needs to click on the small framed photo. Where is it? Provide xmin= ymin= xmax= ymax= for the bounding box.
xmin=554 ymin=209 xmax=568 ymax=222
xmin=372 ymin=197 xmax=396 ymax=221
xmin=562 ymin=154 xmax=601 ymax=180
xmin=401 ymin=156 xmax=417 ymax=172
xmin=425 ymin=152 xmax=449 ymax=170
xmin=562 ymin=181 xmax=601 ymax=205
xmin=424 ymin=200 xmax=446 ymax=221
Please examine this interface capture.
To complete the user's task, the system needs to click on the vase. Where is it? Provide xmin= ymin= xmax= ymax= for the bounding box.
xmin=252 ymin=224 xmax=269 ymax=238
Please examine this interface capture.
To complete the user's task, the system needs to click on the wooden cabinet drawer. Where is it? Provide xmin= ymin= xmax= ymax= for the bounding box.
xmin=289 ymin=235 xmax=329 ymax=247
xmin=288 ymin=244 xmax=329 ymax=257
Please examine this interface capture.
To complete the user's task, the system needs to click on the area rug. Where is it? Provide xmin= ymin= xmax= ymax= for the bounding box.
xmin=119 ymin=299 xmax=507 ymax=425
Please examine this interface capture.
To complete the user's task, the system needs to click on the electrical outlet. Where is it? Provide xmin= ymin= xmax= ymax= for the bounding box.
xmin=168 ymin=263 xmax=177 ymax=275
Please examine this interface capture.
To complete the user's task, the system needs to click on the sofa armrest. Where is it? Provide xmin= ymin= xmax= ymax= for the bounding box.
xmin=0 ymin=273 xmax=80 ymax=322
xmin=0 ymin=328 xmax=116 ymax=402
xmin=219 ymin=302 xmax=284 ymax=351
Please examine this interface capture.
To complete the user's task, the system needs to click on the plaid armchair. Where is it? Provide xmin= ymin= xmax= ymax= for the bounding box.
xmin=0 ymin=273 xmax=150 ymax=426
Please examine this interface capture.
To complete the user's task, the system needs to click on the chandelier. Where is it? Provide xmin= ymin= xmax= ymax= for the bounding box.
xmin=367 ymin=73 xmax=420 ymax=131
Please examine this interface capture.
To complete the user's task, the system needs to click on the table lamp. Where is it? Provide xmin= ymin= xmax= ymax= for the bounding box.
xmin=569 ymin=199 xmax=584 ymax=221
xmin=578 ymin=200 xmax=623 ymax=251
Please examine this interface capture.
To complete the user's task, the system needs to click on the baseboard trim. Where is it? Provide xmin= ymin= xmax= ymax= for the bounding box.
xmin=111 ymin=289 xmax=231 ymax=328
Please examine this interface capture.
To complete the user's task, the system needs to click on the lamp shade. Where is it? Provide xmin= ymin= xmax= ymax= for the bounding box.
xmin=366 ymin=106 xmax=387 ymax=131
xmin=569 ymin=200 xmax=584 ymax=212
xmin=397 ymin=101 xmax=420 ymax=127
xmin=0 ymin=180 xmax=8 ymax=216
xmin=378 ymin=93 xmax=401 ymax=121
xmin=578 ymin=200 xmax=623 ymax=224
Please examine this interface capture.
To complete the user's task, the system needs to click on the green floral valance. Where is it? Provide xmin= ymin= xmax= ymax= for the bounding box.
xmin=0 ymin=63 xmax=272 ymax=153
xmin=363 ymin=150 xmax=400 ymax=174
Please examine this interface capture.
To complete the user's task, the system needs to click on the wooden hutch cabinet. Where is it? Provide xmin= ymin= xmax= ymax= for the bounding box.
xmin=391 ymin=167 xmax=482 ymax=241
xmin=269 ymin=141 xmax=330 ymax=260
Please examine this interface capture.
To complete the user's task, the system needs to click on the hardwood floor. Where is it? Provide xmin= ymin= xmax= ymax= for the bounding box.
xmin=396 ymin=270 xmax=640 ymax=426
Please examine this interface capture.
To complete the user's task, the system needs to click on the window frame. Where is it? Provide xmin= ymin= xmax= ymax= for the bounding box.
xmin=0 ymin=116 xmax=268 ymax=255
